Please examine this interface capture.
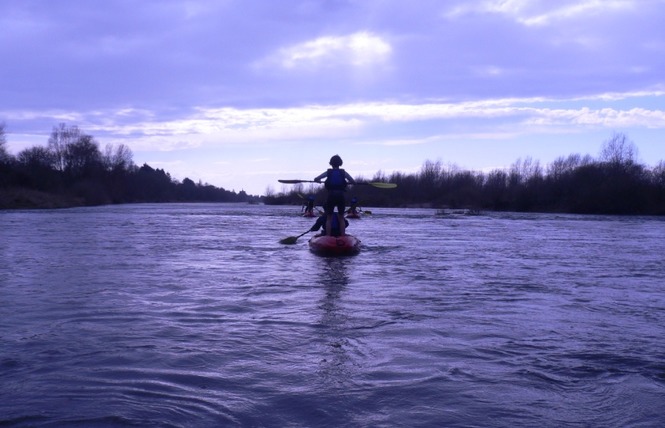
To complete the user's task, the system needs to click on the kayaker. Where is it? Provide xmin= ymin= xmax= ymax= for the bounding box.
xmin=310 ymin=214 xmax=349 ymax=237
xmin=314 ymin=155 xmax=356 ymax=236
xmin=346 ymin=197 xmax=362 ymax=215
xmin=302 ymin=195 xmax=316 ymax=216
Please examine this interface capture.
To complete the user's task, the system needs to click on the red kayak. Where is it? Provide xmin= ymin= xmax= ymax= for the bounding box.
xmin=308 ymin=234 xmax=361 ymax=256
xmin=345 ymin=211 xmax=361 ymax=219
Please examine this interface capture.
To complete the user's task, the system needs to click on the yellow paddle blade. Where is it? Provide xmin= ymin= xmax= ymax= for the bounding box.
xmin=367 ymin=182 xmax=397 ymax=189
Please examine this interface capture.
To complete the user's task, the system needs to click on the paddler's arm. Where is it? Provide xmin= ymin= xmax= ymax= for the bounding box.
xmin=344 ymin=171 xmax=356 ymax=185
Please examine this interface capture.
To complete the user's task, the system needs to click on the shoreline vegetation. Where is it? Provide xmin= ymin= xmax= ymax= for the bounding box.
xmin=2 ymin=123 xmax=664 ymax=215
xmin=0 ymin=123 xmax=259 ymax=210
xmin=267 ymin=133 xmax=665 ymax=216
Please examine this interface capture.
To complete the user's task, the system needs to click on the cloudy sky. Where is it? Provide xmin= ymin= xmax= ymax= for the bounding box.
xmin=2 ymin=0 xmax=664 ymax=195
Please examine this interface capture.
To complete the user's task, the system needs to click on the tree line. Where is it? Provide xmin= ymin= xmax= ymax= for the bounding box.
xmin=0 ymin=123 xmax=256 ymax=208
xmin=3 ymin=123 xmax=663 ymax=215
xmin=267 ymin=133 xmax=665 ymax=215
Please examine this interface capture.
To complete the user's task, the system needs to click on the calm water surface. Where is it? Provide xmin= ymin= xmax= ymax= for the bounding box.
xmin=1 ymin=203 xmax=664 ymax=427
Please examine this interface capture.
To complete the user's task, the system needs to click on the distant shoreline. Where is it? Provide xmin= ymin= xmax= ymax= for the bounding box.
xmin=0 ymin=188 xmax=85 ymax=210
xmin=0 ymin=188 xmax=259 ymax=210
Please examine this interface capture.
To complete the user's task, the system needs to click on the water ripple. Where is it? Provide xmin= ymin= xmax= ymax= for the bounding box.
xmin=1 ymin=204 xmax=664 ymax=427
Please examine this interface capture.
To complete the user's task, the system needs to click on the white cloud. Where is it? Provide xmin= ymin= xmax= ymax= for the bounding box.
xmin=516 ymin=106 xmax=665 ymax=130
xmin=1 ymin=109 xmax=83 ymax=122
xmin=576 ymin=88 xmax=665 ymax=102
xmin=446 ymin=0 xmax=634 ymax=26
xmin=93 ymin=99 xmax=662 ymax=156
xmin=258 ymin=31 xmax=392 ymax=70
xmin=6 ymin=92 xmax=665 ymax=155
xmin=521 ymin=0 xmax=633 ymax=26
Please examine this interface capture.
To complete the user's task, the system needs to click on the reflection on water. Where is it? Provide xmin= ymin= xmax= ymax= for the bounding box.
xmin=1 ymin=204 xmax=664 ymax=427
xmin=316 ymin=258 xmax=352 ymax=389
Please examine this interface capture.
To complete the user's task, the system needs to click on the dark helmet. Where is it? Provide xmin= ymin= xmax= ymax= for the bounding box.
xmin=351 ymin=197 xmax=358 ymax=203
xmin=329 ymin=155 xmax=343 ymax=167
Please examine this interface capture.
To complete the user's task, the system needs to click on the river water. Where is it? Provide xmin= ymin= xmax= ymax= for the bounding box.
xmin=1 ymin=203 xmax=664 ymax=427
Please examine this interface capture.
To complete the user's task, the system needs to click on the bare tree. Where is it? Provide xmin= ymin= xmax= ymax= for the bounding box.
xmin=17 ymin=146 xmax=55 ymax=167
xmin=48 ymin=123 xmax=83 ymax=171
xmin=64 ymin=135 xmax=102 ymax=177
xmin=0 ymin=122 xmax=9 ymax=163
xmin=600 ymin=132 xmax=638 ymax=165
xmin=652 ymin=160 xmax=665 ymax=187
xmin=102 ymin=143 xmax=134 ymax=172
xmin=510 ymin=156 xmax=542 ymax=185
xmin=419 ymin=159 xmax=442 ymax=183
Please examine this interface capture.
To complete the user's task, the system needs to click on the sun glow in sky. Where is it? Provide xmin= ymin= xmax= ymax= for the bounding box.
xmin=2 ymin=0 xmax=664 ymax=195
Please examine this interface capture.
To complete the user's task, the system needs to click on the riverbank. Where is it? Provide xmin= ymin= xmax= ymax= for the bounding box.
xmin=0 ymin=188 xmax=84 ymax=210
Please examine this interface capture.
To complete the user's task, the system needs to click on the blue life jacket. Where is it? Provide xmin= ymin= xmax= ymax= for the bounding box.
xmin=325 ymin=168 xmax=346 ymax=191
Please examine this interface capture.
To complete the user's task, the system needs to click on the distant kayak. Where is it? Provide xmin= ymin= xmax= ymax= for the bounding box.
xmin=302 ymin=211 xmax=317 ymax=218
xmin=345 ymin=211 xmax=361 ymax=219
xmin=308 ymin=234 xmax=361 ymax=256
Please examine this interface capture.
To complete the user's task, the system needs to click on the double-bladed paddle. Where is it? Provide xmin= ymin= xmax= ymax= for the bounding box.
xmin=278 ymin=179 xmax=397 ymax=189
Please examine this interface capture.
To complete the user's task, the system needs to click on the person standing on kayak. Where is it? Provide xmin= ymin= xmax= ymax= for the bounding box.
xmin=314 ymin=155 xmax=355 ymax=236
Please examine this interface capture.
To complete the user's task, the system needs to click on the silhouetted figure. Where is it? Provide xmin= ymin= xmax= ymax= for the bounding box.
xmin=314 ymin=155 xmax=355 ymax=236
xmin=310 ymin=214 xmax=349 ymax=237
xmin=302 ymin=195 xmax=316 ymax=216
xmin=346 ymin=197 xmax=362 ymax=217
